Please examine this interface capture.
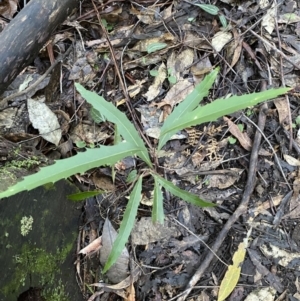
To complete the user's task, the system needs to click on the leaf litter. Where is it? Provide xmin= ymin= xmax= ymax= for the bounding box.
xmin=2 ymin=0 xmax=300 ymax=300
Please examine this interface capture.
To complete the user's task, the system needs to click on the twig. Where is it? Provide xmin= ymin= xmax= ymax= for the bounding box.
xmin=182 ymin=0 xmax=300 ymax=71
xmin=0 ymin=46 xmax=73 ymax=109
xmin=243 ymin=113 xmax=291 ymax=190
xmin=171 ymin=218 xmax=228 ymax=266
xmin=231 ymin=19 xmax=300 ymax=71
xmin=176 ymin=84 xmax=269 ymax=301
xmin=91 ymin=0 xmax=153 ymax=151
xmin=183 ymin=1 xmax=300 ymax=70
xmin=274 ymin=1 xmax=293 ymax=150
xmin=282 ymin=128 xmax=300 ymax=155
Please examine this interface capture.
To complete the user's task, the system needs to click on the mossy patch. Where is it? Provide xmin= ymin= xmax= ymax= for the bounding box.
xmin=6 ymin=158 xmax=40 ymax=169
xmin=0 ymin=157 xmax=43 ymax=193
xmin=1 ymin=243 xmax=73 ymax=301
xmin=0 ymin=180 xmax=82 ymax=300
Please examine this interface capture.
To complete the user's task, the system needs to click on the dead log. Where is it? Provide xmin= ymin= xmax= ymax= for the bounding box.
xmin=0 ymin=0 xmax=78 ymax=96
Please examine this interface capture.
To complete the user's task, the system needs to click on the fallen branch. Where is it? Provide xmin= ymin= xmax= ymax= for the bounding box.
xmin=176 ymin=83 xmax=269 ymax=301
xmin=0 ymin=46 xmax=72 ymax=110
xmin=0 ymin=0 xmax=78 ymax=96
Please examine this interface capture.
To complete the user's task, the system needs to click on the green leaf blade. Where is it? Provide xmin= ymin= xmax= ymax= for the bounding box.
xmin=67 ymin=190 xmax=104 ymax=201
xmin=147 ymin=42 xmax=167 ymax=54
xmin=0 ymin=142 xmax=140 ymax=199
xmin=195 ymin=4 xmax=219 ymax=15
xmin=103 ymin=177 xmax=142 ymax=273
xmin=126 ymin=170 xmax=137 ymax=183
xmin=154 ymin=174 xmax=215 ymax=207
xmin=152 ymin=177 xmax=164 ymax=223
xmin=219 ymin=15 xmax=227 ymax=28
xmin=158 ymin=68 xmax=219 ymax=150
xmin=75 ymin=84 xmax=152 ymax=166
xmin=161 ymin=87 xmax=290 ymax=141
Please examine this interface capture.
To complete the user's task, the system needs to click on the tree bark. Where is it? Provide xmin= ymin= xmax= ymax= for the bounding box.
xmin=0 ymin=0 xmax=78 ymax=96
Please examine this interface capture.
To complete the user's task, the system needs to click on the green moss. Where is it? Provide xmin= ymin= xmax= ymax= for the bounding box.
xmin=43 ymin=279 xmax=69 ymax=301
xmin=6 ymin=158 xmax=40 ymax=169
xmin=1 ymin=243 xmax=72 ymax=301
xmin=0 ymin=169 xmax=17 ymax=182
xmin=0 ymin=156 xmax=43 ymax=193
xmin=0 ymin=169 xmax=17 ymax=193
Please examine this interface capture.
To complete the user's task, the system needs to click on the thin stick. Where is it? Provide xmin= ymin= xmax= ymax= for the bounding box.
xmin=177 ymin=84 xmax=269 ymax=301
xmin=90 ymin=0 xmax=152 ymax=151
xmin=0 ymin=46 xmax=72 ymax=109
xmin=274 ymin=1 xmax=293 ymax=150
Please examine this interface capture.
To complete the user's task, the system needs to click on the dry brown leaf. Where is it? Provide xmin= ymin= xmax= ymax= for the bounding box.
xmin=278 ymin=13 xmax=300 ymax=23
xmin=145 ymin=63 xmax=167 ymax=101
xmin=284 ymin=154 xmax=300 ymax=166
xmin=218 ymin=239 xmax=247 ymax=301
xmin=261 ymin=3 xmax=276 ymax=34
xmin=204 ymin=207 xmax=230 ymax=222
xmin=128 ymin=79 xmax=147 ymax=98
xmin=131 ymin=217 xmax=180 ymax=245
xmin=126 ymin=283 xmax=136 ymax=301
xmin=27 ymin=98 xmax=62 ymax=146
xmin=230 ymin=28 xmax=243 ymax=69
xmin=207 ymin=168 xmax=243 ymax=189
xmin=184 ymin=30 xmax=207 ymax=48
xmin=167 ymin=48 xmax=194 ymax=82
xmin=224 ymin=116 xmax=252 ymax=151
xmin=244 ymin=287 xmax=276 ymax=301
xmin=260 ymin=242 xmax=300 ymax=270
xmin=92 ymin=173 xmax=115 ymax=191
xmin=192 ymin=152 xmax=206 ymax=167
xmin=274 ymin=97 xmax=289 ymax=128
xmin=131 ymin=33 xmax=175 ymax=52
xmin=79 ymin=237 xmax=102 ymax=255
xmin=100 ymin=218 xmax=130 ymax=284
xmin=286 ymin=173 xmax=300 ymax=219
xmin=93 ymin=267 xmax=140 ymax=290
xmin=69 ymin=123 xmax=109 ymax=145
xmin=248 ymin=195 xmax=282 ymax=217
xmin=212 ymin=31 xmax=232 ymax=53
xmin=86 ymin=37 xmax=123 ymax=48
xmin=162 ymin=79 xmax=194 ymax=108
xmin=130 ymin=5 xmax=156 ymax=25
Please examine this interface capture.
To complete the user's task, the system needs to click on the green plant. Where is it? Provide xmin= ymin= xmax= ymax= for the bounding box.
xmin=195 ymin=3 xmax=228 ymax=28
xmin=75 ymin=141 xmax=95 ymax=149
xmin=150 ymin=67 xmax=177 ymax=85
xmin=228 ymin=136 xmax=237 ymax=145
xmin=167 ymin=68 xmax=177 ymax=84
xmin=101 ymin=18 xmax=114 ymax=31
xmin=149 ymin=69 xmax=159 ymax=77
xmin=147 ymin=42 xmax=168 ymax=54
xmin=0 ymin=68 xmax=289 ymax=272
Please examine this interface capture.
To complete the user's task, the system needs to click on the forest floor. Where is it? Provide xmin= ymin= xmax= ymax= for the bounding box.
xmin=1 ymin=1 xmax=300 ymax=301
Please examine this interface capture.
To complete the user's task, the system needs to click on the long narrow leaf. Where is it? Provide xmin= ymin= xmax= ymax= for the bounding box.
xmin=160 ymin=87 xmax=289 ymax=141
xmin=67 ymin=190 xmax=104 ymax=201
xmin=195 ymin=4 xmax=219 ymax=15
xmin=76 ymin=84 xmax=152 ymax=166
xmin=154 ymin=174 xmax=215 ymax=207
xmin=0 ymin=142 xmax=140 ymax=199
xmin=158 ymin=68 xmax=219 ymax=150
xmin=103 ymin=177 xmax=142 ymax=273
xmin=152 ymin=177 xmax=164 ymax=223
xmin=218 ymin=228 xmax=252 ymax=301
xmin=218 ymin=241 xmax=246 ymax=301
